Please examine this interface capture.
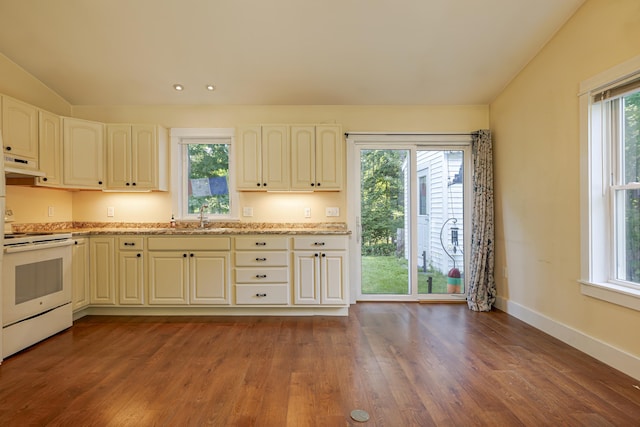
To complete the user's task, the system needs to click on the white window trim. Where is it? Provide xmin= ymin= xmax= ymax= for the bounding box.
xmin=579 ymin=54 xmax=640 ymax=311
xmin=170 ymin=128 xmax=239 ymax=221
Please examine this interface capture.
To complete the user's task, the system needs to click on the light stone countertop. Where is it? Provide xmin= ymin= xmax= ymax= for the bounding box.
xmin=12 ymin=222 xmax=351 ymax=237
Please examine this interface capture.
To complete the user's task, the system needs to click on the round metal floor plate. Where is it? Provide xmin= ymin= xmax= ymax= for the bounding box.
xmin=350 ymin=409 xmax=370 ymax=422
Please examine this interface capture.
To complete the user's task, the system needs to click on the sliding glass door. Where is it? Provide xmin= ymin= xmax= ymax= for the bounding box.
xmin=348 ymin=136 xmax=470 ymax=301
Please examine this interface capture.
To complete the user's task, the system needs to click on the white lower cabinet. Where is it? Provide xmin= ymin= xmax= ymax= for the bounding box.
xmin=118 ymin=237 xmax=145 ymax=305
xmin=147 ymin=237 xmax=231 ymax=305
xmin=293 ymin=236 xmax=348 ymax=306
xmin=234 ymin=236 xmax=290 ymax=305
xmin=72 ymin=237 xmax=90 ymax=310
xmin=90 ymin=236 xmax=116 ymax=305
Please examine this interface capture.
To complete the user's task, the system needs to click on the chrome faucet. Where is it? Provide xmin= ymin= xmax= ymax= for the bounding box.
xmin=199 ymin=204 xmax=209 ymax=229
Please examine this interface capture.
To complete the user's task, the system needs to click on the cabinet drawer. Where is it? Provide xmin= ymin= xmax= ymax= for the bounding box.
xmin=148 ymin=236 xmax=230 ymax=251
xmin=236 ymin=268 xmax=289 ymax=283
xmin=118 ymin=237 xmax=144 ymax=250
xmin=235 ymin=252 xmax=288 ymax=267
xmin=236 ymin=284 xmax=289 ymax=305
xmin=235 ymin=236 xmax=289 ymax=251
xmin=293 ymin=236 xmax=347 ymax=251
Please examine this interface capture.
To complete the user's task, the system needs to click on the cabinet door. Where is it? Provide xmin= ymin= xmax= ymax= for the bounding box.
xmin=148 ymin=251 xmax=189 ymax=304
xmin=90 ymin=237 xmax=116 ymax=305
xmin=106 ymin=124 xmax=131 ymax=189
xmin=190 ymin=251 xmax=230 ymax=304
xmin=131 ymin=124 xmax=157 ymax=189
xmin=38 ymin=110 xmax=62 ymax=186
xmin=261 ymin=125 xmax=289 ymax=190
xmin=315 ymin=125 xmax=344 ymax=190
xmin=293 ymin=251 xmax=320 ymax=305
xmin=119 ymin=251 xmax=144 ymax=305
xmin=72 ymin=238 xmax=90 ymax=310
xmin=2 ymin=96 xmax=38 ymax=161
xmin=290 ymin=125 xmax=316 ymax=190
xmin=236 ymin=126 xmax=262 ymax=189
xmin=63 ymin=118 xmax=105 ymax=189
xmin=320 ymin=252 xmax=347 ymax=305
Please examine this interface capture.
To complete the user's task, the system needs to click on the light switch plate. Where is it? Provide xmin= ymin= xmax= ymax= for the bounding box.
xmin=304 ymin=208 xmax=311 ymax=218
xmin=243 ymin=207 xmax=254 ymax=217
xmin=107 ymin=207 xmax=115 ymax=217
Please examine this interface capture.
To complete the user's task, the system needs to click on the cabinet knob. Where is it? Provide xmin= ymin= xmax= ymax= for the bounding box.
xmin=43 ymin=177 xmax=48 ymax=182
xmin=263 ymin=183 xmax=267 ymax=187
xmin=317 ymin=182 xmax=321 ymax=187
xmin=74 ymin=241 xmax=79 ymax=245
xmin=183 ymin=253 xmax=187 ymax=257
xmin=190 ymin=253 xmax=194 ymax=257
xmin=257 ymin=183 xmax=261 ymax=187
xmin=311 ymin=183 xmax=315 ymax=187
xmin=98 ymin=181 xmax=103 ymax=185
xmin=5 ymin=146 xmax=11 ymax=151
xmin=322 ymin=253 xmax=326 ymax=257
xmin=136 ymin=253 xmax=141 ymax=258
xmin=126 ymin=183 xmax=130 ymax=186
xmin=132 ymin=183 xmax=136 ymax=186
xmin=314 ymin=253 xmax=319 ymax=257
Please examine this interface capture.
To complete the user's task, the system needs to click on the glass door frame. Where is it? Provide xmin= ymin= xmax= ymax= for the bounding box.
xmin=346 ymin=134 xmax=472 ymax=303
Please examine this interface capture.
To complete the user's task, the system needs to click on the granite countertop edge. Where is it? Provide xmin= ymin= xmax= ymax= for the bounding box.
xmin=12 ymin=222 xmax=351 ymax=237
xmin=66 ymin=228 xmax=351 ymax=236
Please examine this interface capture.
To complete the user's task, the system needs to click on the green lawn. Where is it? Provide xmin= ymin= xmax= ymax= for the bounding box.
xmin=361 ymin=256 xmax=452 ymax=294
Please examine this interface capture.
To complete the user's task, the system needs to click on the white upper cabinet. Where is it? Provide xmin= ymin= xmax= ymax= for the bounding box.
xmin=2 ymin=96 xmax=39 ymax=166
xmin=63 ymin=117 xmax=105 ymax=189
xmin=291 ymin=124 xmax=343 ymax=191
xmin=106 ymin=124 xmax=168 ymax=191
xmin=237 ymin=125 xmax=290 ymax=191
xmin=37 ymin=110 xmax=62 ymax=186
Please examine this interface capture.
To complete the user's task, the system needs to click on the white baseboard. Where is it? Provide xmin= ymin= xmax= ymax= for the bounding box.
xmin=494 ymin=296 xmax=640 ymax=381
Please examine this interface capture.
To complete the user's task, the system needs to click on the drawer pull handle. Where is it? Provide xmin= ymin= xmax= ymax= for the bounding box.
xmin=314 ymin=242 xmax=325 ymax=246
xmin=256 ymin=293 xmax=267 ymax=297
xmin=256 ymin=257 xmax=267 ymax=261
xmin=124 ymin=242 xmax=136 ymax=246
xmin=256 ymin=274 xmax=267 ymax=278
xmin=255 ymin=242 xmax=267 ymax=246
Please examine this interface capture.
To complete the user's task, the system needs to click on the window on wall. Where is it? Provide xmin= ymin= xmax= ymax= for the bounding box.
xmin=170 ymin=128 xmax=237 ymax=220
xmin=580 ymin=56 xmax=640 ymax=311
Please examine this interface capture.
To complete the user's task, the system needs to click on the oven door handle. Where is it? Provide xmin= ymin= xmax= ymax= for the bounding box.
xmin=4 ymin=239 xmax=74 ymax=254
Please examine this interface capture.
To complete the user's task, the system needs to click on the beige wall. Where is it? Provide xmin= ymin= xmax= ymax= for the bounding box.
xmin=490 ymin=0 xmax=640 ymax=358
xmin=0 ymin=54 xmax=71 ymax=116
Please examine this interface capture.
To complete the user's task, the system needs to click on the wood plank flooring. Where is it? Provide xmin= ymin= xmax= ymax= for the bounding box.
xmin=1 ymin=303 xmax=639 ymax=426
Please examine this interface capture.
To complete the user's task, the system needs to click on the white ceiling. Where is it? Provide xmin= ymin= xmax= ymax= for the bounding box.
xmin=0 ymin=0 xmax=585 ymax=106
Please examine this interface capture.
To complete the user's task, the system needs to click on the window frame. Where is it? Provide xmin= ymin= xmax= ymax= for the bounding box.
xmin=579 ymin=54 xmax=640 ymax=311
xmin=170 ymin=128 xmax=238 ymax=221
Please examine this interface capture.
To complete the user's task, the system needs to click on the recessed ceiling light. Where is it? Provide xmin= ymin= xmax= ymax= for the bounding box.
xmin=173 ymin=84 xmax=184 ymax=91
xmin=206 ymin=84 xmax=216 ymax=91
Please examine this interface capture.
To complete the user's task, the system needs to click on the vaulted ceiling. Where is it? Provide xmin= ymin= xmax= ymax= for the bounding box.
xmin=0 ymin=0 xmax=585 ymax=106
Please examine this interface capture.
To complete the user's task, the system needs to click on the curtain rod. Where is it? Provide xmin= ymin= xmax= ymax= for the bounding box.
xmin=344 ymin=131 xmax=479 ymax=137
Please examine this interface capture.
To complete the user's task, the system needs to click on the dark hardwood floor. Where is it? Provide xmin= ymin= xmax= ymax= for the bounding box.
xmin=1 ymin=303 xmax=639 ymax=426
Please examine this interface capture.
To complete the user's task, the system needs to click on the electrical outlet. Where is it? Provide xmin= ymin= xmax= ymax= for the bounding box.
xmin=304 ymin=208 xmax=311 ymax=218
xmin=325 ymin=207 xmax=339 ymax=217
xmin=48 ymin=206 xmax=55 ymax=217
xmin=243 ymin=207 xmax=254 ymax=217
xmin=107 ymin=207 xmax=115 ymax=217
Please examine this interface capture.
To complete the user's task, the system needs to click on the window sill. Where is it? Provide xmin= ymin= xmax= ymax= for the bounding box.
xmin=579 ymin=280 xmax=640 ymax=312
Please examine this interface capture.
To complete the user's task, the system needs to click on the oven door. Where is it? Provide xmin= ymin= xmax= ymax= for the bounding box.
xmin=2 ymin=241 xmax=72 ymax=326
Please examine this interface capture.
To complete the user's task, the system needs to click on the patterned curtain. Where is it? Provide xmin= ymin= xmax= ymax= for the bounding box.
xmin=467 ymin=129 xmax=496 ymax=311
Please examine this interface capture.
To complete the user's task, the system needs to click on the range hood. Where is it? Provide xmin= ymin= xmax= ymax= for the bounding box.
xmin=4 ymin=155 xmax=46 ymax=179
